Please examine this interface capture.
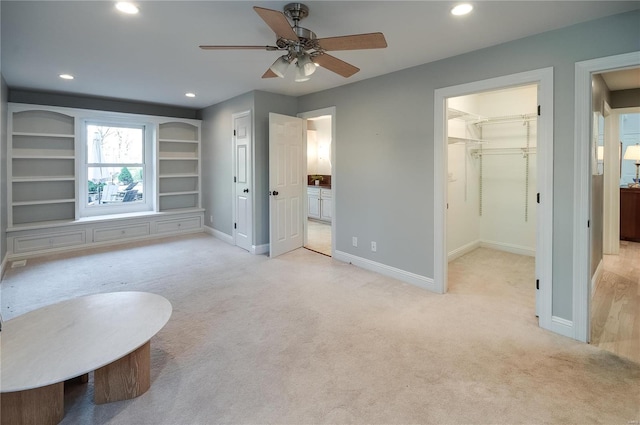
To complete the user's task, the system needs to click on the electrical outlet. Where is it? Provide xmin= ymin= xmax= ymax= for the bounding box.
xmin=352 ymin=236 xmax=358 ymax=247
xmin=371 ymin=241 xmax=377 ymax=252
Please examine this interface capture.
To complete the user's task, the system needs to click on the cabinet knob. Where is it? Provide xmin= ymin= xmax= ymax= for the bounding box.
xmin=243 ymin=188 xmax=249 ymax=193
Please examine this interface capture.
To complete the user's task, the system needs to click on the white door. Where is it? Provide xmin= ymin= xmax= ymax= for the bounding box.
xmin=234 ymin=111 xmax=252 ymax=252
xmin=269 ymin=113 xmax=304 ymax=257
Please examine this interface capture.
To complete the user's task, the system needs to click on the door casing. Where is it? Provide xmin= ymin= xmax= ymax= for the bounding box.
xmin=573 ymin=52 xmax=640 ymax=342
xmin=298 ymin=107 xmax=337 ymax=256
xmin=434 ymin=68 xmax=554 ymax=334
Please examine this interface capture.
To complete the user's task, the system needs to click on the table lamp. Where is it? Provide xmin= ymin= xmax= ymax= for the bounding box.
xmin=623 ymin=143 xmax=640 ymax=187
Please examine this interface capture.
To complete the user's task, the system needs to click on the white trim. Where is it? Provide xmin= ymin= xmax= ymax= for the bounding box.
xmin=550 ymin=316 xmax=575 ymax=339
xmin=206 ymin=226 xmax=234 ymax=245
xmin=434 ymin=67 xmax=554 ymax=332
xmin=480 ymin=240 xmax=535 ymax=257
xmin=252 ymin=243 xmax=269 ymax=255
xmin=573 ymin=51 xmax=640 ymax=343
xmin=447 ymin=240 xmax=480 ymax=262
xmin=334 ymin=250 xmax=436 ymax=291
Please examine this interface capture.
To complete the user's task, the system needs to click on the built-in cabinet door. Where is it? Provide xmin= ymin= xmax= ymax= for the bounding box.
xmin=320 ymin=197 xmax=332 ymax=221
xmin=308 ymin=193 xmax=320 ymax=219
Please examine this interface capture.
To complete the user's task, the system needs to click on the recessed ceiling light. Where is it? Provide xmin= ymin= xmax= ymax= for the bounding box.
xmin=451 ymin=3 xmax=473 ymax=16
xmin=59 ymin=74 xmax=74 ymax=80
xmin=116 ymin=2 xmax=139 ymax=15
xmin=185 ymin=93 xmax=196 ymax=98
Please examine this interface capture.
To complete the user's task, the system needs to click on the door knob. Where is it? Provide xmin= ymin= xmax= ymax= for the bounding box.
xmin=272 ymin=191 xmax=279 ymax=196
xmin=243 ymin=188 xmax=249 ymax=193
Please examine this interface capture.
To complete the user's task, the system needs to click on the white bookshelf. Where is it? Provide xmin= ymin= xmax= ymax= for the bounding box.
xmin=158 ymin=122 xmax=200 ymax=212
xmin=9 ymin=110 xmax=76 ymax=226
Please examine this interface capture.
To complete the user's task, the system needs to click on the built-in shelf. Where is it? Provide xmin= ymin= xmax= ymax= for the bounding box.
xmin=9 ymin=108 xmax=77 ymax=225
xmin=158 ymin=122 xmax=201 ymax=212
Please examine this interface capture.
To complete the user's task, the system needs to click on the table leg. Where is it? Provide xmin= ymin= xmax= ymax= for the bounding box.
xmin=94 ymin=340 xmax=151 ymax=404
xmin=0 ymin=382 xmax=64 ymax=425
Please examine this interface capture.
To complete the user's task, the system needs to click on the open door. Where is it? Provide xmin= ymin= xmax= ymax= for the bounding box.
xmin=269 ymin=112 xmax=304 ymax=257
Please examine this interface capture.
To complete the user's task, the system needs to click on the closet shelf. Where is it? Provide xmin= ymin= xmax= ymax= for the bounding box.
xmin=448 ymin=137 xmax=488 ymax=145
xmin=470 ymin=147 xmax=536 ymax=158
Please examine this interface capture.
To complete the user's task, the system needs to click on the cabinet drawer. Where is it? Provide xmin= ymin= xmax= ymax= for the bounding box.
xmin=307 ymin=187 xmax=320 ymax=196
xmin=320 ymin=188 xmax=332 ymax=199
xmin=13 ymin=231 xmax=86 ymax=254
xmin=93 ymin=223 xmax=150 ymax=243
xmin=156 ymin=216 xmax=202 ymax=234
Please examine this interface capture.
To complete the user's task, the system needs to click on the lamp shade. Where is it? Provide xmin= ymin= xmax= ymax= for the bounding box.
xmin=297 ymin=54 xmax=316 ymax=77
xmin=294 ymin=64 xmax=310 ymax=82
xmin=269 ymin=55 xmax=290 ymax=78
xmin=623 ymin=144 xmax=640 ymax=162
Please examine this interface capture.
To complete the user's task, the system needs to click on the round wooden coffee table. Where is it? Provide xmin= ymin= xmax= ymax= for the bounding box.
xmin=0 ymin=291 xmax=172 ymax=425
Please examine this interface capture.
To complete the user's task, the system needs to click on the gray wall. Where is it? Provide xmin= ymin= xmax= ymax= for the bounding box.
xmin=9 ymin=89 xmax=198 ymax=119
xmin=297 ymin=10 xmax=640 ymax=322
xmin=611 ymin=88 xmax=640 ymax=109
xmin=199 ymin=91 xmax=254 ymax=235
xmin=198 ymin=90 xmax=297 ymax=245
xmin=1 ymin=75 xmax=7 ymax=271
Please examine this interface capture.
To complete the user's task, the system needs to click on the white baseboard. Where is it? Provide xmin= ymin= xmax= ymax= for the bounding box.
xmin=252 ymin=244 xmax=269 ymax=255
xmin=591 ymin=258 xmax=604 ymax=297
xmin=334 ymin=250 xmax=436 ymax=292
xmin=448 ymin=240 xmax=480 ymax=262
xmin=550 ymin=316 xmax=574 ymax=339
xmin=480 ymin=240 xmax=535 ymax=257
xmin=206 ymin=226 xmax=234 ymax=245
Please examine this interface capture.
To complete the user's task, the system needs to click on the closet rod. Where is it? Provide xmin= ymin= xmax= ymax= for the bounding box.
xmin=473 ymin=113 xmax=537 ymax=127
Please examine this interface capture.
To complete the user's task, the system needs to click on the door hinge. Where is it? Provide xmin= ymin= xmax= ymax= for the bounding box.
xmin=234 ymin=222 xmax=237 ymax=229
xmin=536 ymin=279 xmax=539 ymax=290
xmin=537 ymin=105 xmax=541 ymax=116
xmin=587 ymin=220 xmax=590 ymax=228
xmin=537 ymin=193 xmax=540 ymax=204
xmin=234 ymin=176 xmax=237 ymax=183
xmin=233 ymin=129 xmax=236 ymax=136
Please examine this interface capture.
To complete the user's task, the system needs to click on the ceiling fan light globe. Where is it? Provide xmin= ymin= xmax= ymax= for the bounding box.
xmin=295 ymin=65 xmax=311 ymax=82
xmin=297 ymin=54 xmax=316 ymax=77
xmin=270 ymin=56 xmax=290 ymax=78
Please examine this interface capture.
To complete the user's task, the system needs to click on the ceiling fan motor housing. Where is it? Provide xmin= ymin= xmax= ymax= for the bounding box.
xmin=284 ymin=3 xmax=309 ymax=22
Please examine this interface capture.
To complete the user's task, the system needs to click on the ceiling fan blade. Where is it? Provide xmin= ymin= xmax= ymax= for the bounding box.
xmin=199 ymin=45 xmax=278 ymax=51
xmin=253 ymin=6 xmax=299 ymax=41
xmin=313 ymin=54 xmax=360 ymax=78
xmin=262 ymin=68 xmax=278 ymax=79
xmin=317 ymin=32 xmax=387 ymax=51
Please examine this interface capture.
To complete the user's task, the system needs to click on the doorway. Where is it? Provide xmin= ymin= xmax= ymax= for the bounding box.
xmin=573 ymin=52 xmax=640 ymax=342
xmin=434 ymin=68 xmax=554 ymax=334
xmin=298 ymin=107 xmax=336 ymax=257
xmin=447 ymin=84 xmax=539 ymax=313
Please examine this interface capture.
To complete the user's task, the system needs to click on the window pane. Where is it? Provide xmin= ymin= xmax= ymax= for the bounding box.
xmin=87 ymin=166 xmax=144 ymax=205
xmin=87 ymin=125 xmax=143 ymax=163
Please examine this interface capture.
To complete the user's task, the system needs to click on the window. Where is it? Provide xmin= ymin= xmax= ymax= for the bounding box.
xmin=82 ymin=121 xmax=153 ymax=216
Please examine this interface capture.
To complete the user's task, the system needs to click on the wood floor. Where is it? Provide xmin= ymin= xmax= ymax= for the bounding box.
xmin=591 ymin=240 xmax=640 ymax=364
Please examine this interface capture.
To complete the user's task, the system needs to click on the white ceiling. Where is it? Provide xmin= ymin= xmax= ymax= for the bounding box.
xmin=2 ymin=1 xmax=639 ymax=110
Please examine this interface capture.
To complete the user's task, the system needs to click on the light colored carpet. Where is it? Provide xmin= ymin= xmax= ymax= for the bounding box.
xmin=1 ymin=234 xmax=638 ymax=424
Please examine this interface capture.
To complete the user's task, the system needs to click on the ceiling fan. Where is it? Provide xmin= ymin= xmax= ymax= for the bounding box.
xmin=199 ymin=2 xmax=387 ymax=82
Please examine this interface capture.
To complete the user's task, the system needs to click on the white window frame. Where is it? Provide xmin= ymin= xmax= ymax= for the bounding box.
xmin=79 ymin=117 xmax=154 ymax=217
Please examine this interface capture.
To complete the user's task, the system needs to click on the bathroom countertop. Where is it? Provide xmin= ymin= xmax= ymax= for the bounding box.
xmin=308 ymin=185 xmax=331 ymax=189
